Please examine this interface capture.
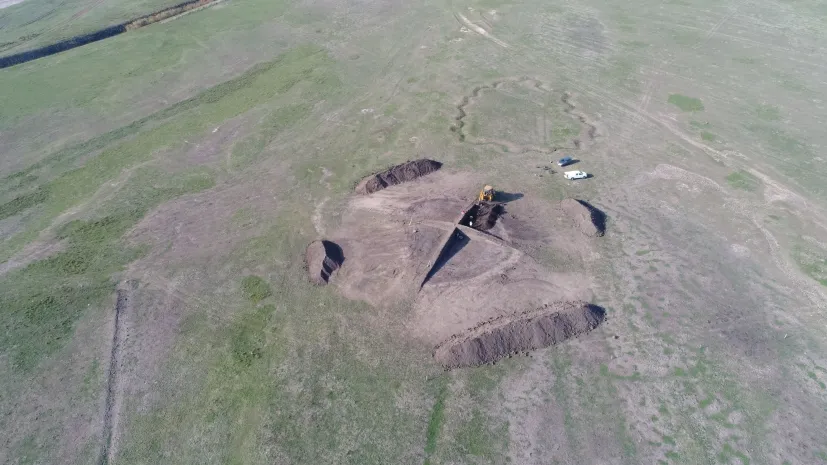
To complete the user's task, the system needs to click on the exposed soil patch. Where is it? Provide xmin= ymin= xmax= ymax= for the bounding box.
xmin=323 ymin=170 xmax=599 ymax=361
xmin=305 ymin=240 xmax=344 ymax=285
xmin=420 ymin=228 xmax=512 ymax=287
xmin=460 ymin=201 xmax=504 ymax=231
xmin=560 ymin=198 xmax=606 ymax=237
xmin=433 ymin=301 xmax=605 ymax=369
xmin=355 ymin=159 xmax=442 ymax=195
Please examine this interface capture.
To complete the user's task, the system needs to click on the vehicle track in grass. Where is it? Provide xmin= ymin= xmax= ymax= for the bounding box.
xmin=97 ymin=284 xmax=130 ymax=465
xmin=450 ymin=77 xmax=600 ymax=155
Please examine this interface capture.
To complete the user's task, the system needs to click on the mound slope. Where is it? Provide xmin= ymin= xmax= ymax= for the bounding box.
xmin=305 ymin=240 xmax=344 ymax=285
xmin=433 ymin=301 xmax=605 ymax=369
xmin=560 ymin=198 xmax=606 ymax=237
xmin=355 ymin=159 xmax=442 ymax=194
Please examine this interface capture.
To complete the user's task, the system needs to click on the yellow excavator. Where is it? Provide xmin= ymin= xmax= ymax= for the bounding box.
xmin=478 ymin=185 xmax=495 ymax=202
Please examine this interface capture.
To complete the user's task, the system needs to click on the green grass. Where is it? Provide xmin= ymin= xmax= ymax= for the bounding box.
xmin=424 ymin=379 xmax=449 ymax=464
xmin=600 ymin=57 xmax=642 ymax=94
xmin=118 ymin=259 xmax=433 ymax=463
xmin=699 ymin=395 xmax=714 ymax=409
xmin=240 ymin=276 xmax=272 ymax=304
xmin=753 ymin=104 xmax=781 ymax=121
xmin=0 ymin=167 xmax=214 ymax=371
xmin=718 ymin=443 xmax=750 ymax=465
xmin=460 ymin=84 xmax=581 ymax=147
xmin=665 ymin=450 xmax=681 ymax=460
xmin=3 ymin=0 xmax=825 ymax=461
xmin=454 ymin=409 xmax=504 ymax=457
xmin=555 ymin=352 xmax=639 ymax=462
xmin=229 ymin=103 xmax=313 ymax=170
xmin=0 ymin=45 xmax=335 ymax=262
xmin=13 ymin=435 xmax=40 ymax=465
xmin=0 ymin=188 xmax=48 ymax=220
xmin=0 ymin=0 xmax=189 ymax=52
xmin=229 ymin=304 xmax=275 ymax=366
xmin=742 ymin=123 xmax=825 ymax=198
xmin=792 ymin=245 xmax=827 ymax=286
xmin=0 ymin=0 xmax=296 ymax=132
xmin=668 ymin=94 xmax=704 ymax=112
xmin=726 ymin=170 xmax=761 ymax=191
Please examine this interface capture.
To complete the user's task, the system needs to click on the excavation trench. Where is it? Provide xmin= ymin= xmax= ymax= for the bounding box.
xmin=305 ymin=240 xmax=344 ymax=285
xmin=459 ymin=201 xmax=503 ymax=231
xmin=0 ymin=0 xmax=223 ymax=68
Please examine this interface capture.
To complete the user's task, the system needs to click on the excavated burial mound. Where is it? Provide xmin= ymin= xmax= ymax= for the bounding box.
xmin=434 ymin=301 xmax=605 ymax=369
xmin=305 ymin=240 xmax=344 ymax=285
xmin=355 ymin=159 xmax=442 ymax=194
xmin=460 ymin=202 xmax=504 ymax=231
xmin=560 ymin=198 xmax=606 ymax=237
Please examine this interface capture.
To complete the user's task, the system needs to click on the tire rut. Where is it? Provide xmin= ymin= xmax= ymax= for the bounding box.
xmin=97 ymin=284 xmax=130 ymax=465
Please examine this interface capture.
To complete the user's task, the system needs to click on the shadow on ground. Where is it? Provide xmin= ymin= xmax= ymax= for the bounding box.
xmin=496 ymin=192 xmax=523 ymax=203
xmin=422 ymin=229 xmax=469 ymax=285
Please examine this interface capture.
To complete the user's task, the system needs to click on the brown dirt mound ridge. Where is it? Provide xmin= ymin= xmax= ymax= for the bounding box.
xmin=433 ymin=301 xmax=605 ymax=369
xmin=305 ymin=240 xmax=344 ymax=285
xmin=460 ymin=201 xmax=504 ymax=231
xmin=355 ymin=159 xmax=442 ymax=194
xmin=560 ymin=198 xmax=606 ymax=237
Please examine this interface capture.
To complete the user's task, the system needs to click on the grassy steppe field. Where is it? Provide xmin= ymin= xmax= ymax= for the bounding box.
xmin=1 ymin=0 xmax=827 ymax=463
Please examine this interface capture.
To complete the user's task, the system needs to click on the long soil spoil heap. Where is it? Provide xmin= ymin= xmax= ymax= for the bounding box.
xmin=355 ymin=159 xmax=442 ymax=194
xmin=305 ymin=240 xmax=344 ymax=285
xmin=434 ymin=301 xmax=605 ymax=369
xmin=560 ymin=198 xmax=606 ymax=237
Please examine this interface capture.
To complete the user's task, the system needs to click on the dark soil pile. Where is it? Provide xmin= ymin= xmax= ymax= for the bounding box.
xmin=433 ymin=301 xmax=605 ymax=369
xmin=560 ymin=198 xmax=606 ymax=237
xmin=355 ymin=159 xmax=442 ymax=194
xmin=305 ymin=240 xmax=344 ymax=285
xmin=460 ymin=202 xmax=504 ymax=231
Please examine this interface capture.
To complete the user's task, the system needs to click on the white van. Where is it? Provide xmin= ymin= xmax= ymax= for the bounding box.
xmin=564 ymin=170 xmax=588 ymax=180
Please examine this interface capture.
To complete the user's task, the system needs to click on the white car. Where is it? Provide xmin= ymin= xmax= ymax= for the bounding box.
xmin=564 ymin=170 xmax=588 ymax=180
